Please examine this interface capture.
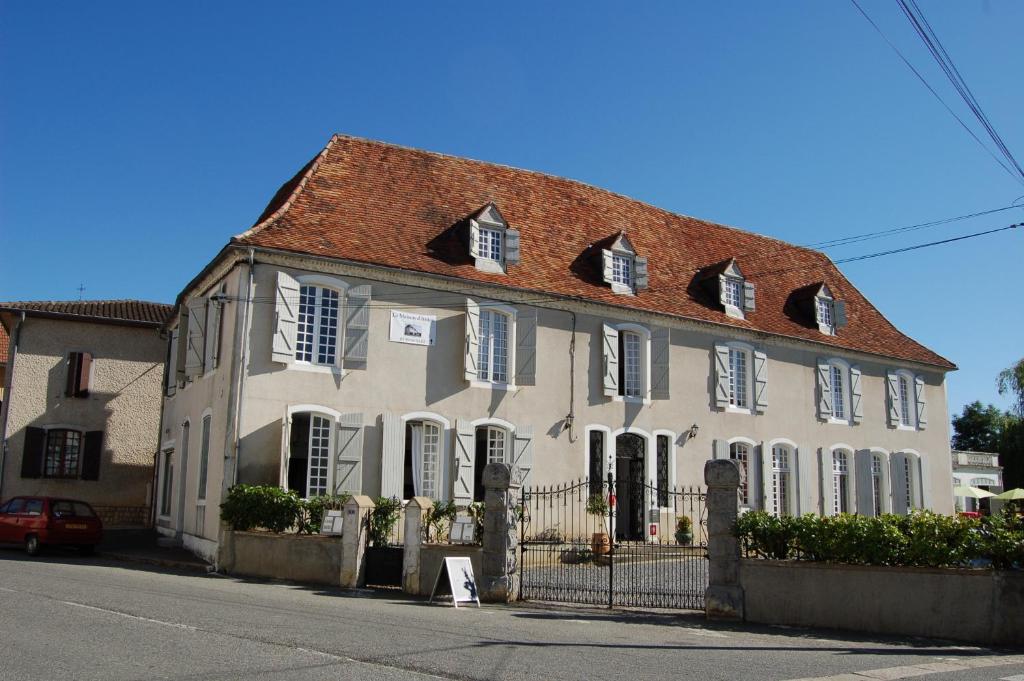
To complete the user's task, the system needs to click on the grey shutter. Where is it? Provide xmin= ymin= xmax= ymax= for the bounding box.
xmin=515 ymin=307 xmax=537 ymax=386
xmin=602 ymin=323 xmax=619 ymax=398
xmin=453 ymin=420 xmax=475 ymax=506
xmin=712 ymin=439 xmax=728 ymax=460
xmin=849 ymin=366 xmax=863 ymax=423
xmin=343 ymin=285 xmax=371 ymax=369
xmin=634 ymin=256 xmax=649 ymax=290
xmin=165 ymin=333 xmax=177 ymax=397
xmin=174 ymin=324 xmax=187 ymax=386
xmin=380 ymin=412 xmax=403 ymax=499
xmin=335 ymin=414 xmax=364 ymax=495
xmin=914 ymin=375 xmax=927 ymax=429
xmin=796 ymin=447 xmax=815 ymax=516
xmin=504 ymin=228 xmax=520 ymax=266
xmin=650 ymin=327 xmax=670 ymax=400
xmin=272 ymin=270 xmax=300 ymax=363
xmin=81 ymin=431 xmax=103 ymax=481
xmin=279 ymin=411 xmax=291 ymax=489
xmin=184 ymin=298 xmax=206 ymax=378
xmin=464 ymin=299 xmax=480 ymax=382
xmin=834 ymin=300 xmax=848 ymax=328
xmin=713 ymin=343 xmax=729 ymax=409
xmin=468 ymin=220 xmax=481 ymax=259
xmin=890 ymin=453 xmax=909 ymax=515
xmin=760 ymin=443 xmax=775 ymax=515
xmin=753 ymin=350 xmax=768 ymax=413
xmin=601 ymin=249 xmax=614 ymax=284
xmin=820 ymin=448 xmax=835 ymax=517
xmin=21 ymin=427 xmax=46 ymax=479
xmin=817 ymin=359 xmax=832 ymax=419
xmin=917 ymin=454 xmax=928 ymax=509
xmin=718 ymin=275 xmax=728 ymax=306
xmin=512 ymin=426 xmax=534 ymax=487
xmin=743 ymin=281 xmax=756 ymax=312
xmin=886 ymin=371 xmax=900 ymax=427
xmin=204 ymin=297 xmax=222 ymax=372
xmin=854 ymin=450 xmax=875 ymax=516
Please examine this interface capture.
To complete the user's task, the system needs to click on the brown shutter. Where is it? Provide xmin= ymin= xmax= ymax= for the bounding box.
xmin=77 ymin=352 xmax=92 ymax=396
xmin=21 ymin=427 xmax=46 ymax=478
xmin=81 ymin=431 xmax=103 ymax=481
xmin=65 ymin=353 xmax=80 ymax=397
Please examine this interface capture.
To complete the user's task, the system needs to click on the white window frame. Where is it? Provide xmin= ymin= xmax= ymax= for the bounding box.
xmin=725 ymin=342 xmax=754 ymax=413
xmin=612 ymin=323 xmax=652 ymax=404
xmin=728 ymin=436 xmax=758 ymax=509
xmin=769 ymin=442 xmax=794 ymax=517
xmin=896 ymin=369 xmax=917 ymax=430
xmin=826 ymin=358 xmax=852 ymax=425
xmin=470 ymin=303 xmax=518 ymax=391
xmin=476 ymin=225 xmax=503 ymax=264
xmin=831 ymin=447 xmax=852 ymax=515
xmin=816 ymin=295 xmax=836 ymax=335
xmin=611 ymin=253 xmax=633 ymax=289
xmin=282 ymin=404 xmax=342 ymax=499
xmin=291 ymin=275 xmax=349 ymax=374
xmin=401 ymin=412 xmax=451 ymax=502
xmin=723 ymin=276 xmax=744 ymax=310
xmin=896 ymin=449 xmax=923 ymax=513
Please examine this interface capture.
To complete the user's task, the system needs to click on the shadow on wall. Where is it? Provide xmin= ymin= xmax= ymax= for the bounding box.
xmin=237 ymin=419 xmax=285 ymax=486
xmin=425 ymin=314 xmax=468 ymax=406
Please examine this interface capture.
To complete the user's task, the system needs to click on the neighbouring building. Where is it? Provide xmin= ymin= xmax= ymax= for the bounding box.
xmin=951 ymin=449 xmax=1003 ymax=513
xmin=0 ymin=300 xmax=172 ymax=527
xmin=156 ymin=135 xmax=957 ymax=561
xmin=0 ymin=324 xmax=8 ymax=405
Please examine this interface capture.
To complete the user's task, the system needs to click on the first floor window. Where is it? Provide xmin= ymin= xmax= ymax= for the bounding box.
xmin=832 ymin=450 xmax=850 ymax=514
xmin=288 ymin=412 xmax=333 ymax=498
xmin=474 ymin=426 xmax=507 ymax=502
xmin=160 ymin=452 xmax=174 ymax=516
xmin=45 ymin=429 xmax=82 ymax=478
xmin=771 ymin=446 xmax=792 ymax=517
xmin=871 ymin=454 xmax=884 ymax=516
xmin=296 ymin=285 xmax=340 ymax=365
xmin=197 ymin=415 xmax=211 ymax=501
xmin=728 ymin=348 xmax=749 ymax=408
xmin=730 ymin=442 xmax=750 ymax=506
xmin=619 ymin=331 xmax=642 ymax=397
xmin=656 ymin=435 xmax=670 ymax=507
xmin=403 ymin=420 xmax=442 ymax=500
xmin=899 ymin=374 xmax=913 ymax=427
xmin=830 ymin=365 xmax=846 ymax=420
xmin=477 ymin=309 xmax=509 ymax=383
xmin=588 ymin=430 xmax=605 ymax=497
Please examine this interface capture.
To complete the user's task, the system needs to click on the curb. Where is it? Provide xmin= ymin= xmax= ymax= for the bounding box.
xmin=98 ymin=551 xmax=212 ymax=573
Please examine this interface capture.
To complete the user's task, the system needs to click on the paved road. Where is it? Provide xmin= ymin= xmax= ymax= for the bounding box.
xmin=0 ymin=549 xmax=1021 ymax=681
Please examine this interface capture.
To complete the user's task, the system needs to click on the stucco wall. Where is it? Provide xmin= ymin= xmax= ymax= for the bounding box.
xmin=418 ymin=544 xmax=484 ymax=597
xmin=227 ymin=531 xmax=344 ymax=585
xmin=0 ymin=316 xmax=165 ymax=519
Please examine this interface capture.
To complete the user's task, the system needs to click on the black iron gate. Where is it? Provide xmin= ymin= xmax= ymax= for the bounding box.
xmin=519 ymin=476 xmax=707 ymax=610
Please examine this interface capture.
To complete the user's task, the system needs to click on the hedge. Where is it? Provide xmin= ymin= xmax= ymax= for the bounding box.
xmin=220 ymin=485 xmax=350 ymax=534
xmin=734 ymin=510 xmax=1023 ymax=570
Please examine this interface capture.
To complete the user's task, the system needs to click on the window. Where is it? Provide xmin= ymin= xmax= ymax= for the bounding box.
xmin=296 ymin=285 xmax=341 ymax=365
xmin=65 ymin=352 xmax=92 ymax=398
xmin=197 ymin=415 xmax=211 ymax=502
xmin=656 ymin=434 xmax=670 ymax=507
xmin=287 ymin=412 xmax=334 ymax=498
xmin=730 ymin=442 xmax=751 ymax=506
xmin=403 ymin=420 xmax=442 ymax=500
xmin=478 ymin=309 xmax=510 ymax=383
xmin=820 ymin=358 xmax=858 ymax=424
xmin=902 ymin=456 xmax=913 ymax=511
xmin=474 ymin=426 xmax=508 ymax=502
xmin=160 ymin=452 xmax=174 ymax=516
xmin=600 ymin=233 xmax=647 ymax=293
xmin=729 ymin=348 xmax=749 ymax=409
xmin=832 ymin=450 xmax=850 ymax=514
xmin=830 ymin=365 xmax=846 ymax=420
xmin=817 ymin=297 xmax=834 ymax=328
xmin=588 ymin=430 xmax=606 ymax=497
xmin=477 ymin=226 xmax=503 ymax=262
xmin=899 ymin=374 xmax=913 ymax=427
xmin=811 ymin=285 xmax=845 ymax=334
xmin=620 ymin=331 xmax=642 ymax=398
xmin=723 ymin=277 xmax=743 ymax=309
xmin=770 ymin=446 xmax=792 ymax=517
xmin=612 ymin=254 xmax=632 ymax=287
xmin=467 ymin=204 xmax=519 ymax=272
xmin=44 ymin=429 xmax=81 ymax=478
xmin=871 ymin=454 xmax=884 ymax=516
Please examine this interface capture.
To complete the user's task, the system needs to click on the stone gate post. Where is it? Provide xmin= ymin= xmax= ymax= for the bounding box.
xmin=704 ymin=459 xmax=745 ymax=620
xmin=340 ymin=495 xmax=374 ymax=588
xmin=402 ymin=496 xmax=432 ymax=595
xmin=480 ymin=462 xmax=521 ymax=602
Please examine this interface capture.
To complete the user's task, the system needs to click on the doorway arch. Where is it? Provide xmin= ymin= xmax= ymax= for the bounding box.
xmin=614 ymin=432 xmax=646 ymax=541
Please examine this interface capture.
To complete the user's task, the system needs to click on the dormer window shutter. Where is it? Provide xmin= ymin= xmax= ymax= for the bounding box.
xmin=718 ymin=275 xmax=729 ymax=307
xmin=468 ymin=220 xmax=481 ymax=259
xmin=817 ymin=359 xmax=833 ymax=419
xmin=634 ymin=256 xmax=649 ymax=290
xmin=601 ymin=249 xmax=615 ymax=285
xmin=504 ymin=228 xmax=521 ymax=266
xmin=743 ymin=282 xmax=756 ymax=312
xmin=834 ymin=301 xmax=848 ymax=328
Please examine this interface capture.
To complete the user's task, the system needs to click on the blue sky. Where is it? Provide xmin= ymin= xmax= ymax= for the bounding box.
xmin=1 ymin=2 xmax=1021 ymax=425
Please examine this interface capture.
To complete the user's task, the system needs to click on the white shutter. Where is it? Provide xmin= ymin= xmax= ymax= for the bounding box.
xmin=753 ymin=350 xmax=768 ymax=413
xmin=464 ymin=300 xmax=480 ymax=382
xmin=468 ymin=219 xmax=481 ymax=259
xmin=796 ymin=447 xmax=815 ymax=516
xmin=453 ymin=420 xmax=475 ymax=506
xmin=834 ymin=300 xmax=848 ymax=328
xmin=602 ymin=323 xmax=619 ymax=398
xmin=272 ymin=271 xmax=300 ymax=363
xmin=185 ymin=298 xmax=207 ymax=378
xmin=886 ymin=371 xmax=900 ymax=427
xmin=380 ymin=412 xmax=404 ymax=499
xmin=712 ymin=439 xmax=728 ymax=460
xmin=817 ymin=359 xmax=832 ymax=419
xmin=335 ymin=414 xmax=364 ymax=495
xmin=650 ymin=327 xmax=670 ymax=400
xmin=854 ymin=450 xmax=874 ymax=515
xmin=504 ymin=228 xmax=521 ymax=266
xmin=914 ymin=375 xmax=927 ymax=429
xmin=634 ymin=256 xmax=649 ymax=290
xmin=760 ymin=444 xmax=774 ymax=515
xmin=890 ymin=452 xmax=909 ymax=515
xmin=601 ymin=249 xmax=614 ymax=284
xmin=204 ymin=297 xmax=222 ymax=372
xmin=280 ymin=411 xmax=291 ymax=488
xmin=917 ymin=454 xmax=929 ymax=509
xmin=820 ymin=448 xmax=836 ymax=516
xmin=743 ymin=281 xmax=756 ymax=312
xmin=718 ymin=275 xmax=728 ymax=306
xmin=515 ymin=307 xmax=537 ymax=386
xmin=512 ymin=426 xmax=534 ymax=487
xmin=850 ymin=366 xmax=863 ymax=423
xmin=343 ymin=285 xmax=371 ymax=369
xmin=713 ymin=343 xmax=729 ymax=409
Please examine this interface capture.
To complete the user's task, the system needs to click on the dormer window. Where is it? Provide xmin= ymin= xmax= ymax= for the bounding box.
xmin=468 ymin=203 xmax=519 ymax=274
xmin=722 ymin=277 xmax=743 ymax=309
xmin=715 ymin=260 xmax=754 ymax=319
xmin=611 ymin=253 xmax=633 ymax=288
xmin=600 ymin=232 xmax=648 ymax=295
xmin=813 ymin=284 xmax=846 ymax=335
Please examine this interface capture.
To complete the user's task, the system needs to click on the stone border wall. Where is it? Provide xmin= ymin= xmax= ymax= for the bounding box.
xmin=225 ymin=531 xmax=344 ymax=585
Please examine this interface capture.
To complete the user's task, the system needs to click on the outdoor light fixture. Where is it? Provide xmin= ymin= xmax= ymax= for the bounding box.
xmin=688 ymin=423 xmax=699 ymax=439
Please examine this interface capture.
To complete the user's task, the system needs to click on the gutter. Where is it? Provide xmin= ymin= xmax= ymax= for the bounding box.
xmin=0 ymin=311 xmax=26 ymax=498
xmin=228 ymin=249 xmax=256 ymax=487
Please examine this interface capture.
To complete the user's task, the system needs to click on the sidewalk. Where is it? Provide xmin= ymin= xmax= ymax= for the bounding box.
xmin=98 ymin=529 xmax=211 ymax=573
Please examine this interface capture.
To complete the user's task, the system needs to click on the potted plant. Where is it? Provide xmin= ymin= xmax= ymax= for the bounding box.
xmin=586 ymin=493 xmax=611 ymax=555
xmin=674 ymin=515 xmax=693 ymax=545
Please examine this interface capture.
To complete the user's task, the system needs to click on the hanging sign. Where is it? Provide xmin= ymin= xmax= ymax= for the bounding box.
xmin=389 ymin=311 xmax=436 ymax=346
xmin=429 ymin=557 xmax=480 ymax=608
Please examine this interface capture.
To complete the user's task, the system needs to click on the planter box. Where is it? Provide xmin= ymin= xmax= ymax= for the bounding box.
xmin=740 ymin=559 xmax=1023 ymax=647
xmin=228 ymin=531 xmax=344 ymax=586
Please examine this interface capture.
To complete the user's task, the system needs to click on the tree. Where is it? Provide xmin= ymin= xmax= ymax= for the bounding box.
xmin=997 ymin=357 xmax=1024 ymax=418
xmin=1001 ymin=418 xmax=1024 ymax=490
xmin=951 ymin=401 xmax=1004 ymax=452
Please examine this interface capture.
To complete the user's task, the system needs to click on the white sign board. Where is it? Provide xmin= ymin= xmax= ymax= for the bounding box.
xmin=429 ymin=557 xmax=480 ymax=608
xmin=319 ymin=510 xmax=344 ymax=535
xmin=449 ymin=514 xmax=477 ymax=544
xmin=389 ymin=311 xmax=436 ymax=346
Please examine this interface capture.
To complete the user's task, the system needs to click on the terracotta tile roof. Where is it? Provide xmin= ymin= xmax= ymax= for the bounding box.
xmin=0 ymin=324 xmax=8 ymax=364
xmin=0 ymin=300 xmax=173 ymax=327
xmin=235 ymin=135 xmax=955 ymax=370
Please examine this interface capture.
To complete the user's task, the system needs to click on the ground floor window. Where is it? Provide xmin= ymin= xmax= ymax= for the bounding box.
xmin=288 ymin=412 xmax=333 ymax=498
xmin=160 ymin=451 xmax=174 ymax=516
xmin=474 ymin=426 xmax=508 ymax=502
xmin=730 ymin=442 xmax=751 ymax=506
xmin=832 ymin=449 xmax=851 ymax=514
xmin=871 ymin=454 xmax=884 ymax=516
xmin=771 ymin=445 xmax=792 ymax=517
xmin=45 ymin=429 xmax=82 ymax=478
xmin=403 ymin=420 xmax=442 ymax=500
xmin=588 ymin=430 xmax=605 ymax=497
xmin=655 ymin=434 xmax=670 ymax=507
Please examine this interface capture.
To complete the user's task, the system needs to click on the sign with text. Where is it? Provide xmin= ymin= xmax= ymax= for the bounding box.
xmin=429 ymin=557 xmax=480 ymax=608
xmin=389 ymin=311 xmax=436 ymax=346
xmin=319 ymin=510 xmax=344 ymax=535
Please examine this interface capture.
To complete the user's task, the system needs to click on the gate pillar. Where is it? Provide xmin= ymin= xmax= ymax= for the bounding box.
xmin=340 ymin=495 xmax=375 ymax=588
xmin=704 ymin=459 xmax=745 ymax=620
xmin=402 ymin=496 xmax=432 ymax=595
xmin=480 ymin=462 xmax=521 ymax=603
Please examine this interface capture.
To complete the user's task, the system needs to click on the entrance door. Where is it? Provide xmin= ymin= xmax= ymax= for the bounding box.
xmin=615 ymin=433 xmax=646 ymax=541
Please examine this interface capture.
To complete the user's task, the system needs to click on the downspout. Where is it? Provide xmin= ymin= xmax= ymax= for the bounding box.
xmin=230 ymin=249 xmax=256 ymax=487
xmin=565 ymin=311 xmax=577 ymax=443
xmin=0 ymin=311 xmax=26 ymax=498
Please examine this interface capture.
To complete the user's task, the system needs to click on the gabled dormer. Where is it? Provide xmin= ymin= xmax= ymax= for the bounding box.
xmin=468 ymin=202 xmax=519 ymax=274
xmin=791 ymin=282 xmax=847 ymax=335
xmin=695 ymin=258 xmax=755 ymax=319
xmin=599 ymin=232 xmax=648 ymax=295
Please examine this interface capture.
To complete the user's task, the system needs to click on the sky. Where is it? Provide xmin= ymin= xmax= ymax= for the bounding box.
xmin=1 ymin=1 xmax=1021 ymax=427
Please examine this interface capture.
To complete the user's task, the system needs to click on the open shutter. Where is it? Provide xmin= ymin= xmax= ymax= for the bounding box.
xmin=816 ymin=359 xmax=832 ymax=419
xmin=272 ymin=271 xmax=300 ymax=363
xmin=886 ymin=371 xmax=900 ymax=427
xmin=205 ymin=297 xmax=222 ymax=372
xmin=834 ymin=300 xmax=848 ymax=329
xmin=468 ymin=220 xmax=481 ymax=259
xmin=890 ymin=453 xmax=909 ymax=515
xmin=175 ymin=310 xmax=189 ymax=384
xmin=280 ymin=411 xmax=291 ymax=488
xmin=820 ymin=448 xmax=835 ymax=516
xmin=464 ymin=299 xmax=480 ymax=381
xmin=718 ymin=275 xmax=728 ymax=306
xmin=602 ymin=323 xmax=619 ymax=397
xmin=849 ymin=366 xmax=863 ymax=423
xmin=917 ymin=454 xmax=929 ymax=509
xmin=81 ymin=431 xmax=103 ymax=481
xmin=78 ymin=352 xmax=92 ymax=395
xmin=21 ymin=427 xmax=46 ymax=479
xmin=512 ymin=426 xmax=534 ymax=487
xmin=165 ymin=334 xmax=177 ymax=397
xmin=453 ymin=420 xmax=475 ymax=506
xmin=515 ymin=307 xmax=537 ymax=386
xmin=796 ymin=447 xmax=815 ymax=515
xmin=380 ymin=412 xmax=404 ymax=499
xmin=65 ymin=353 xmax=79 ymax=397
xmin=343 ymin=285 xmax=371 ymax=369
xmin=335 ymin=414 xmax=364 ymax=495
xmin=753 ymin=350 xmax=768 ymax=413
xmin=854 ymin=450 xmax=875 ymax=516
xmin=185 ymin=298 xmax=207 ymax=378
xmin=600 ymin=249 xmax=614 ymax=284
xmin=712 ymin=439 xmax=728 ymax=460
xmin=743 ymin=281 xmax=756 ymax=312
xmin=713 ymin=343 xmax=729 ymax=409
xmin=914 ymin=376 xmax=927 ymax=429
xmin=650 ymin=327 xmax=670 ymax=400
xmin=634 ymin=256 xmax=649 ymax=290
xmin=504 ymin=228 xmax=521 ymax=266
xmin=760 ymin=444 xmax=775 ymax=515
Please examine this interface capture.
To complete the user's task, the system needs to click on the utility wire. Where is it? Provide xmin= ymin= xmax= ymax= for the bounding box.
xmin=833 ymin=222 xmax=1021 ymax=263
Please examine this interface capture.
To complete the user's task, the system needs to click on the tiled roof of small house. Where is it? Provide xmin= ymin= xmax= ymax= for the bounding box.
xmin=235 ymin=135 xmax=955 ymax=369
xmin=0 ymin=300 xmax=173 ymax=327
xmin=0 ymin=323 xmax=8 ymax=364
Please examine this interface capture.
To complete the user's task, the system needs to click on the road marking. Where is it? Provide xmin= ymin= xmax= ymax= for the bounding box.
xmin=785 ymin=655 xmax=1024 ymax=681
xmin=1000 ymin=676 xmax=1024 ymax=681
xmin=61 ymin=600 xmax=199 ymax=631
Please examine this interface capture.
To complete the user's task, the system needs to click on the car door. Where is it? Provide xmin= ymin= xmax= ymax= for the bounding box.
xmin=0 ymin=499 xmax=25 ymax=543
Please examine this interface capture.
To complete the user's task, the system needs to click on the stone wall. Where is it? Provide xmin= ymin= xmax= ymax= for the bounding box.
xmin=225 ymin=532 xmax=344 ymax=586
xmin=93 ymin=505 xmax=150 ymax=528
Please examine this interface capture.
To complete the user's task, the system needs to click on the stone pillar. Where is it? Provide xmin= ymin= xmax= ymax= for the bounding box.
xmin=340 ymin=495 xmax=375 ymax=588
xmin=215 ymin=520 xmax=235 ymax=574
xmin=704 ymin=459 xmax=745 ymax=620
xmin=402 ymin=496 xmax=432 ymax=595
xmin=480 ymin=462 xmax=521 ymax=603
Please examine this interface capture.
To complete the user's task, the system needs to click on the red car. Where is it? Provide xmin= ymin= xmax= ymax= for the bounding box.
xmin=0 ymin=496 xmax=103 ymax=556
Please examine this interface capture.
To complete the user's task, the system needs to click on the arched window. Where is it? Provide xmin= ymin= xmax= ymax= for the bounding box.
xmin=871 ymin=453 xmax=885 ymax=517
xmin=730 ymin=442 xmax=751 ymax=506
xmin=832 ymin=449 xmax=851 ymax=514
xmin=770 ymin=444 xmax=793 ymax=517
xmin=403 ymin=419 xmax=443 ymax=500
xmin=474 ymin=425 xmax=508 ymax=502
xmin=891 ymin=451 xmax=922 ymax=515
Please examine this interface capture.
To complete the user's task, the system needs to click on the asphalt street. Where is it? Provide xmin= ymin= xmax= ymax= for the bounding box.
xmin=0 ymin=549 xmax=1021 ymax=681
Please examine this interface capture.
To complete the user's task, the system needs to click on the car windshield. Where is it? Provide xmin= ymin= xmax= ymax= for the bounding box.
xmin=4 ymin=499 xmax=26 ymax=514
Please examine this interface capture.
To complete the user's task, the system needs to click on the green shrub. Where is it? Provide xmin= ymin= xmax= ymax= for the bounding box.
xmin=466 ymin=502 xmax=485 ymax=543
xmin=369 ymin=496 xmax=402 ymax=546
xmin=298 ymin=494 xmax=351 ymax=535
xmin=220 ymin=485 xmax=302 ymax=533
xmin=424 ymin=499 xmax=457 ymax=542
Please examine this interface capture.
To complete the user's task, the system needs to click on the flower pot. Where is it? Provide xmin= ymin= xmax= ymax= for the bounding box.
xmin=675 ymin=530 xmax=693 ymax=546
xmin=591 ymin=532 xmax=611 ymax=555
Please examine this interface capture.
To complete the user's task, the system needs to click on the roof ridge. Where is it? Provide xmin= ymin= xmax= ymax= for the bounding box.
xmin=0 ymin=298 xmax=172 ymax=306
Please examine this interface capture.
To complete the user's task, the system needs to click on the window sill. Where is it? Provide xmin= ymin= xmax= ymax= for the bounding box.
xmin=896 ymin=424 xmax=918 ymax=432
xmin=469 ymin=379 xmax=518 ymax=392
xmin=474 ymin=258 xmax=506 ymax=275
xmin=288 ymin=362 xmax=344 ymax=376
xmin=726 ymin=405 xmax=753 ymax=415
xmin=827 ymin=417 xmax=853 ymax=426
xmin=723 ymin=304 xmax=745 ymax=320
xmin=613 ymin=395 xmax=650 ymax=405
xmin=610 ymin=283 xmax=635 ymax=296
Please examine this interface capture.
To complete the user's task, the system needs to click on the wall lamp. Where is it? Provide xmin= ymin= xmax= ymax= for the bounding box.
xmin=687 ymin=423 xmax=700 ymax=440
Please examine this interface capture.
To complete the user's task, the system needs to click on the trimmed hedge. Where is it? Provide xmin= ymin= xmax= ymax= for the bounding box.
xmin=220 ymin=485 xmax=350 ymax=535
xmin=734 ymin=510 xmax=1024 ymax=570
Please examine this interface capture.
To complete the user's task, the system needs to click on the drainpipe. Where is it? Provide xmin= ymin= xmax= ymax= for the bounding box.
xmin=0 ymin=311 xmax=26 ymax=498
xmin=229 ymin=249 xmax=256 ymax=487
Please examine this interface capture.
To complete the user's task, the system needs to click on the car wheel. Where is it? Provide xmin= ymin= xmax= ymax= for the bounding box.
xmin=25 ymin=535 xmax=40 ymax=557
xmin=79 ymin=545 xmax=95 ymax=556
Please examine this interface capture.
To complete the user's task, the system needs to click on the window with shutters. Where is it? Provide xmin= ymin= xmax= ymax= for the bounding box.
xmin=403 ymin=420 xmax=442 ymax=500
xmin=620 ymin=331 xmax=642 ymax=398
xmin=712 ymin=260 xmax=754 ymax=319
xmin=817 ymin=297 xmax=834 ymax=329
xmin=728 ymin=347 xmax=750 ymax=409
xmin=197 ymin=414 xmax=212 ymax=502
xmin=723 ymin=277 xmax=743 ymax=309
xmin=286 ymin=411 xmax=335 ymax=499
xmin=830 ymin=365 xmax=846 ymax=420
xmin=898 ymin=371 xmax=914 ymax=428
xmin=770 ymin=445 xmax=793 ymax=517
xmin=477 ymin=309 xmax=510 ymax=384
xmin=822 ymin=358 xmax=855 ymax=425
xmin=44 ymin=429 xmax=82 ymax=478
xmin=477 ymin=226 xmax=502 ymax=262
xmin=871 ymin=454 xmax=885 ymax=516
xmin=160 ymin=450 xmax=174 ymax=516
xmin=832 ymin=449 xmax=851 ymax=514
xmin=730 ymin=442 xmax=751 ymax=506
xmin=715 ymin=341 xmax=766 ymax=414
xmin=473 ymin=425 xmax=508 ymax=502
xmin=604 ymin=323 xmax=651 ymax=401
xmin=467 ymin=203 xmax=518 ymax=273
xmin=65 ymin=352 xmax=92 ymax=398
xmin=612 ymin=254 xmax=632 ymax=288
xmin=599 ymin=232 xmax=647 ymax=294
xmin=296 ymin=285 xmax=341 ymax=366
